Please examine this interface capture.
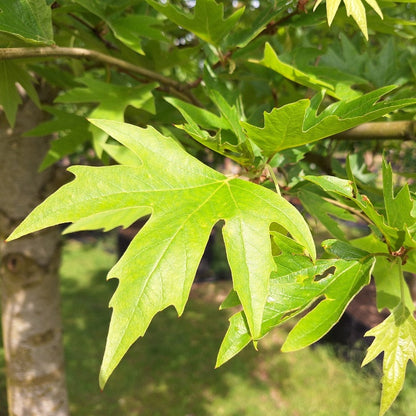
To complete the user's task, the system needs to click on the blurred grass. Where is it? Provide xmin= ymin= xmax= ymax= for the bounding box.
xmin=59 ymin=236 xmax=416 ymax=416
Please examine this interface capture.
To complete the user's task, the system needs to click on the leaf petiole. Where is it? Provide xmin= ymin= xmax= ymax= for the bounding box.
xmin=266 ymin=164 xmax=281 ymax=196
xmin=397 ymin=259 xmax=406 ymax=316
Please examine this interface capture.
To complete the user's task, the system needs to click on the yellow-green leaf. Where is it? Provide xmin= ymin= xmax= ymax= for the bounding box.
xmin=363 ymin=305 xmax=416 ymax=416
xmin=314 ymin=0 xmax=383 ymax=39
xmin=7 ymin=119 xmax=315 ymax=388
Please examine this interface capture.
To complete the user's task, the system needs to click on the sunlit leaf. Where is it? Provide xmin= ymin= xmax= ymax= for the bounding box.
xmin=282 ymin=257 xmax=374 ymax=351
xmin=7 ymin=119 xmax=315 ymax=387
xmin=363 ymin=305 xmax=416 ymax=416
xmin=313 ymin=0 xmax=383 ymax=39
xmin=242 ymin=87 xmax=416 ymax=158
xmin=145 ymin=0 xmax=245 ymax=46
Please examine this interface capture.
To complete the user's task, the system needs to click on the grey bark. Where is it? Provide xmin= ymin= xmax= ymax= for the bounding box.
xmin=0 ymin=96 xmax=69 ymax=415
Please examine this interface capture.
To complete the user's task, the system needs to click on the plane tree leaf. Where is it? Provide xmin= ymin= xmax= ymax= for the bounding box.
xmin=282 ymin=256 xmax=374 ymax=351
xmin=0 ymin=61 xmax=39 ymax=126
xmin=298 ymin=188 xmax=356 ymax=241
xmin=56 ymin=78 xmax=157 ymax=157
xmin=305 ymin=157 xmax=416 ymax=252
xmin=0 ymin=0 xmax=53 ymax=45
xmin=254 ymin=43 xmax=359 ymax=100
xmin=107 ymin=14 xmax=165 ymax=54
xmin=25 ymin=106 xmax=93 ymax=170
xmin=7 ymin=119 xmax=315 ymax=388
xmin=241 ymin=86 xmax=416 ymax=159
xmin=313 ymin=0 xmax=383 ymax=39
xmin=165 ymin=96 xmax=255 ymax=167
xmin=217 ymin=253 xmax=339 ymax=366
xmin=225 ymin=0 xmax=288 ymax=48
xmin=352 ymin=234 xmax=415 ymax=312
xmin=363 ymin=305 xmax=416 ymax=416
xmin=145 ymin=0 xmax=245 ymax=46
xmin=382 ymin=159 xmax=416 ymax=230
xmin=217 ymin=244 xmax=373 ymax=365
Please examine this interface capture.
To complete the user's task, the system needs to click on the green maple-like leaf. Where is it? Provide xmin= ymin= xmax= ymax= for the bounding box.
xmin=145 ymin=0 xmax=245 ymax=46
xmin=217 ymin=236 xmax=374 ymax=366
xmin=0 ymin=0 xmax=53 ymax=45
xmin=298 ymin=188 xmax=356 ymax=241
xmin=25 ymin=106 xmax=92 ymax=170
xmin=282 ymin=256 xmax=374 ymax=351
xmin=241 ymin=86 xmax=416 ymax=159
xmin=306 ymin=160 xmax=416 ymax=252
xmin=255 ymin=43 xmax=356 ymax=100
xmin=351 ymin=234 xmax=415 ymax=312
xmin=363 ymin=305 xmax=416 ymax=416
xmin=382 ymin=159 xmax=416 ymax=230
xmin=314 ymin=0 xmax=383 ymax=39
xmin=165 ymin=95 xmax=255 ymax=167
xmin=0 ymin=61 xmax=39 ymax=126
xmin=7 ymin=119 xmax=315 ymax=387
xmin=107 ymin=14 xmax=165 ymax=54
xmin=217 ymin=253 xmax=340 ymax=366
xmin=56 ymin=77 xmax=157 ymax=156
xmin=56 ymin=78 xmax=157 ymax=117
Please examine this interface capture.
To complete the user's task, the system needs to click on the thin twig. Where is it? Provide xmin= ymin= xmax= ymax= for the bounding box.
xmin=68 ymin=13 xmax=119 ymax=51
xmin=322 ymin=197 xmax=372 ymax=225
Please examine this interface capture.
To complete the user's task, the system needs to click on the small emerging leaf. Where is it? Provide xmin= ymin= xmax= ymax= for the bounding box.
xmin=363 ymin=305 xmax=416 ymax=415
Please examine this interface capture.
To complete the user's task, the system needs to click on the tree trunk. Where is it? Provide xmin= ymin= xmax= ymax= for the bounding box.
xmin=0 ymin=96 xmax=69 ymax=415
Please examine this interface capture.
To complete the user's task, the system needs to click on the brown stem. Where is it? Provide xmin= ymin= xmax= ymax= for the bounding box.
xmin=0 ymin=47 xmax=202 ymax=106
xmin=332 ymin=121 xmax=415 ymax=141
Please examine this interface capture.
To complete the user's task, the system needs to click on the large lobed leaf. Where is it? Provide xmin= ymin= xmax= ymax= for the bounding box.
xmin=217 ymin=235 xmax=374 ymax=366
xmin=242 ymin=86 xmax=416 ymax=159
xmin=0 ymin=0 xmax=53 ymax=45
xmin=7 ymin=119 xmax=315 ymax=388
xmin=145 ymin=0 xmax=244 ymax=46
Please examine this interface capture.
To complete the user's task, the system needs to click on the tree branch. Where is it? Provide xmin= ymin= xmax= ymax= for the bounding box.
xmin=332 ymin=121 xmax=415 ymax=141
xmin=0 ymin=46 xmax=202 ymax=106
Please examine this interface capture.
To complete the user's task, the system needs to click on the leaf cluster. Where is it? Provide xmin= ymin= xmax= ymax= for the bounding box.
xmin=2 ymin=1 xmax=416 ymax=414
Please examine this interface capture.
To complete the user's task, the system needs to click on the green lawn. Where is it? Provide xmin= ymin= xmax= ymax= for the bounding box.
xmin=2 ymin=236 xmax=416 ymax=415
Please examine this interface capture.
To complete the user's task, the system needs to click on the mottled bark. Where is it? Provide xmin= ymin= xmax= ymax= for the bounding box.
xmin=0 ymin=97 xmax=69 ymax=415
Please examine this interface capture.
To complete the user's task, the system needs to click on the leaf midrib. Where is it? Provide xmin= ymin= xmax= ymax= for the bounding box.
xmin=111 ymin=180 xmax=229 ymax=360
